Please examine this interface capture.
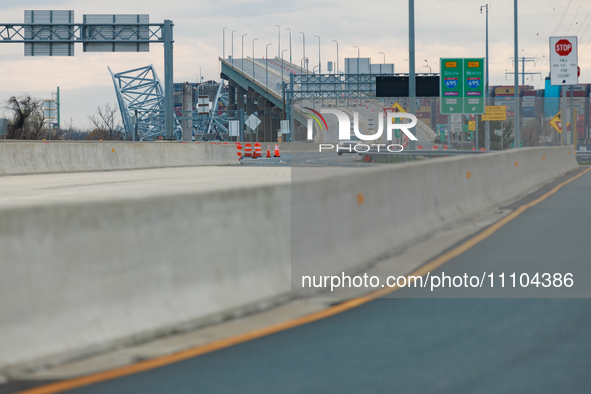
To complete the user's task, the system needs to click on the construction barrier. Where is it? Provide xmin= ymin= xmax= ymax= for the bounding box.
xmin=244 ymin=143 xmax=252 ymax=157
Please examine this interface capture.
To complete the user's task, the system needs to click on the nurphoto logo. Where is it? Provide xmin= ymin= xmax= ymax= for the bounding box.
xmin=304 ymin=108 xmax=418 ymax=153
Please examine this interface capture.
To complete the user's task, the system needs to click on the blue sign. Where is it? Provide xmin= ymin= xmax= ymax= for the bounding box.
xmin=467 ymin=78 xmax=481 ymax=88
xmin=444 ymin=78 xmax=458 ymax=88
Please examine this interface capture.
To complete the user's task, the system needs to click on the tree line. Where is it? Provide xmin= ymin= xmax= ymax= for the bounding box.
xmin=2 ymin=94 xmax=126 ymax=140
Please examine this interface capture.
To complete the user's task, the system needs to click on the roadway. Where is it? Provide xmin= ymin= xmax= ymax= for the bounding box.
xmin=8 ymin=167 xmax=590 ymax=393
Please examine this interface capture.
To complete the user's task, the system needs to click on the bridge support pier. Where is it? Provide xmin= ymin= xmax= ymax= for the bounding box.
xmin=228 ymin=81 xmax=237 ymax=112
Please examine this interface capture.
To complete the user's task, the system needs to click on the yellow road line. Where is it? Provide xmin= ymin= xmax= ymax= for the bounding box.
xmin=17 ymin=167 xmax=590 ymax=394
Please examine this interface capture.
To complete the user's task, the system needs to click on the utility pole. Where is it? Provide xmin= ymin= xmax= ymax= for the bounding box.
xmin=409 ymin=0 xmax=417 ymax=150
xmin=481 ymin=4 xmax=490 ymax=150
xmin=506 ymin=57 xmax=539 ymax=84
xmin=513 ymin=0 xmax=520 ymax=148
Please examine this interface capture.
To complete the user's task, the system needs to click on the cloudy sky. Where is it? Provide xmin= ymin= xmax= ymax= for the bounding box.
xmin=0 ymin=0 xmax=589 ymax=128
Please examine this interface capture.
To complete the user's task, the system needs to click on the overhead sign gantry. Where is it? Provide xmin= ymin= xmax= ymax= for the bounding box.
xmin=0 ymin=10 xmax=175 ymax=139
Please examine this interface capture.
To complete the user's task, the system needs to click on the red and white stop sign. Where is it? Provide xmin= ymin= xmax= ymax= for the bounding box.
xmin=555 ymin=39 xmax=572 ymax=56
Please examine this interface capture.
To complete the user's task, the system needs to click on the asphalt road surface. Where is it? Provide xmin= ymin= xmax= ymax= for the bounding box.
xmin=11 ymin=168 xmax=590 ymax=394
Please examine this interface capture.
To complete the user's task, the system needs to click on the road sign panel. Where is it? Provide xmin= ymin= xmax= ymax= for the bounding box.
xmin=245 ymin=114 xmax=261 ymax=130
xmin=463 ymin=58 xmax=485 ymax=114
xmin=450 ymin=114 xmax=462 ymax=132
xmin=549 ymin=111 xmax=562 ymax=133
xmin=440 ymin=58 xmax=463 ymax=114
xmin=550 ymin=36 xmax=578 ymax=86
xmin=440 ymin=58 xmax=484 ymax=115
xmin=482 ymin=105 xmax=507 ymax=121
xmin=468 ymin=121 xmax=475 ymax=131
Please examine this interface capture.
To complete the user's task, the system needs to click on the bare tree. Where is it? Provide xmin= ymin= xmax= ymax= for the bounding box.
xmin=88 ymin=103 xmax=123 ymax=140
xmin=5 ymin=94 xmax=47 ymax=139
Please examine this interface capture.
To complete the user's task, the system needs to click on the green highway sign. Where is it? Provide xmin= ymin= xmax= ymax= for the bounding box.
xmin=440 ymin=58 xmax=485 ymax=115
xmin=440 ymin=58 xmax=463 ymax=114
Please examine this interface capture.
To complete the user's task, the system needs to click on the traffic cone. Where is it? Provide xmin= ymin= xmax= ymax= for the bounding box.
xmin=274 ymin=144 xmax=281 ymax=157
xmin=266 ymin=144 xmax=271 ymax=158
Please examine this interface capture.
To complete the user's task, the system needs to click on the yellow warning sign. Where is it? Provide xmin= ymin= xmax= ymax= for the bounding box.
xmin=468 ymin=121 xmax=476 ymax=131
xmin=549 ymin=111 xmax=562 ymax=133
xmin=391 ymin=102 xmax=406 ymax=113
xmin=482 ymin=105 xmax=507 ymax=121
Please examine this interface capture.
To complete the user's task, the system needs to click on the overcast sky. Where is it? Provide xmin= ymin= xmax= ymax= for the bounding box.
xmin=1 ymin=0 xmax=589 ymax=128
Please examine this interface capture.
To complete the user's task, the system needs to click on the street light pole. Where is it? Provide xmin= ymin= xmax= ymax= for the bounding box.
xmin=353 ymin=46 xmax=360 ymax=74
xmin=266 ymin=43 xmax=273 ymax=92
xmin=286 ymin=28 xmax=292 ymax=62
xmin=282 ymin=49 xmax=288 ymax=82
xmin=332 ymin=40 xmax=339 ymax=74
xmin=514 ymin=0 xmax=520 ymax=148
xmin=314 ymin=35 xmax=321 ymax=74
xmin=231 ymin=30 xmax=237 ymax=67
xmin=299 ymin=31 xmax=306 ymax=73
xmin=481 ymin=4 xmax=490 ymax=150
xmin=424 ymin=59 xmax=431 ymax=74
xmin=379 ymin=51 xmax=385 ymax=74
xmin=252 ymin=38 xmax=258 ymax=81
xmin=223 ymin=27 xmax=228 ymax=60
xmin=275 ymin=25 xmax=280 ymax=58
xmin=409 ymin=0 xmax=417 ymax=150
xmin=242 ymin=34 xmax=247 ymax=76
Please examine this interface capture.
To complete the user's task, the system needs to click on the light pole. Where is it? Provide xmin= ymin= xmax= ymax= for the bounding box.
xmin=481 ymin=4 xmax=490 ymax=150
xmin=301 ymin=57 xmax=308 ymax=72
xmin=424 ymin=59 xmax=431 ymax=74
xmin=299 ymin=31 xmax=306 ymax=73
xmin=353 ymin=46 xmax=360 ymax=73
xmin=275 ymin=25 xmax=280 ymax=58
xmin=379 ymin=51 xmax=385 ymax=73
xmin=514 ymin=0 xmax=520 ymax=147
xmin=241 ymin=33 xmax=248 ymax=76
xmin=252 ymin=38 xmax=258 ymax=81
xmin=314 ymin=35 xmax=321 ymax=74
xmin=266 ymin=43 xmax=273 ymax=92
xmin=332 ymin=40 xmax=339 ymax=74
xmin=197 ymin=65 xmax=201 ymax=98
xmin=281 ymin=49 xmax=288 ymax=82
xmin=286 ymin=28 xmax=292 ymax=62
xmin=223 ymin=27 xmax=228 ymax=60
xmin=409 ymin=0 xmax=417 ymax=150
xmin=231 ymin=29 xmax=237 ymax=67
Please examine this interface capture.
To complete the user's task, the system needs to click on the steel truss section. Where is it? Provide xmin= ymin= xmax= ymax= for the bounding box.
xmin=109 ymin=65 xmax=179 ymax=140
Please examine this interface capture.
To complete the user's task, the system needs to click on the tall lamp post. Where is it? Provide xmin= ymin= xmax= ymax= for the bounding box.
xmin=378 ymin=51 xmax=385 ymax=74
xmin=252 ymin=38 xmax=258 ymax=81
xmin=299 ymin=31 xmax=306 ymax=73
xmin=353 ymin=45 xmax=360 ymax=73
xmin=275 ymin=25 xmax=280 ymax=58
xmin=314 ymin=35 xmax=321 ymax=74
xmin=241 ymin=33 xmax=247 ymax=76
xmin=222 ymin=27 xmax=228 ymax=60
xmin=281 ymin=49 xmax=288 ymax=82
xmin=409 ymin=0 xmax=417 ymax=150
xmin=286 ymin=28 xmax=292 ymax=62
xmin=481 ymin=4 xmax=490 ymax=150
xmin=424 ymin=59 xmax=431 ymax=73
xmin=266 ymin=43 xmax=273 ymax=92
xmin=332 ymin=40 xmax=339 ymax=74
xmin=513 ymin=0 xmax=520 ymax=147
xmin=231 ymin=29 xmax=237 ymax=67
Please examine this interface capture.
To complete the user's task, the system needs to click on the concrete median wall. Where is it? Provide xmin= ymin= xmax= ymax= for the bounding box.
xmin=0 ymin=142 xmax=238 ymax=176
xmin=291 ymin=146 xmax=579 ymax=288
xmin=0 ymin=183 xmax=291 ymax=373
xmin=0 ymin=146 xmax=578 ymax=373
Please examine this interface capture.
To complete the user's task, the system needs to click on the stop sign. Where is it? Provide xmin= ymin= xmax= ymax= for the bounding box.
xmin=555 ymin=39 xmax=572 ymax=56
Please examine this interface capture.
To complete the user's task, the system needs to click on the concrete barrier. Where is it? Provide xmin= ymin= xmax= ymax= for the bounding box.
xmin=0 ymin=146 xmax=578 ymax=373
xmin=0 ymin=142 xmax=238 ymax=176
xmin=0 ymin=182 xmax=291 ymax=373
xmin=291 ymin=147 xmax=579 ymax=289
